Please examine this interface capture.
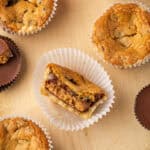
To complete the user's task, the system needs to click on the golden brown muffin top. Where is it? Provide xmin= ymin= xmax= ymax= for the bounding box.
xmin=92 ymin=3 xmax=150 ymax=68
xmin=0 ymin=118 xmax=49 ymax=150
xmin=0 ymin=0 xmax=53 ymax=33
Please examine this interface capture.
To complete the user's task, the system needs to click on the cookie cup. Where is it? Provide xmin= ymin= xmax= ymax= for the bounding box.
xmin=92 ymin=0 xmax=150 ymax=69
xmin=33 ymin=48 xmax=115 ymax=131
xmin=1 ymin=0 xmax=58 ymax=36
xmin=0 ymin=115 xmax=53 ymax=149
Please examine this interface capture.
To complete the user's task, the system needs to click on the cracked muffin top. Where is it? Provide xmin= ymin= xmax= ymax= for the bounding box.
xmin=0 ymin=0 xmax=54 ymax=33
xmin=92 ymin=3 xmax=150 ymax=68
xmin=0 ymin=118 xmax=49 ymax=150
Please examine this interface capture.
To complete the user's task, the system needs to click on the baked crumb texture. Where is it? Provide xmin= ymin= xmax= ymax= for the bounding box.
xmin=92 ymin=3 xmax=150 ymax=68
xmin=41 ymin=63 xmax=107 ymax=119
xmin=0 ymin=38 xmax=13 ymax=64
xmin=0 ymin=0 xmax=53 ymax=33
xmin=0 ymin=118 xmax=49 ymax=150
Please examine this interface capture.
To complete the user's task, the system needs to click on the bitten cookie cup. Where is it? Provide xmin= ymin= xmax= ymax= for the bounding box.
xmin=33 ymin=48 xmax=115 ymax=131
xmin=92 ymin=0 xmax=150 ymax=69
xmin=0 ymin=35 xmax=22 ymax=91
xmin=0 ymin=0 xmax=58 ymax=36
xmin=0 ymin=115 xmax=53 ymax=150
xmin=41 ymin=63 xmax=107 ymax=119
xmin=135 ymin=84 xmax=150 ymax=130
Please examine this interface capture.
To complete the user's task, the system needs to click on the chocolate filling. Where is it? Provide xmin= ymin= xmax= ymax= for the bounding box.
xmin=65 ymin=76 xmax=78 ymax=85
xmin=45 ymin=73 xmax=105 ymax=112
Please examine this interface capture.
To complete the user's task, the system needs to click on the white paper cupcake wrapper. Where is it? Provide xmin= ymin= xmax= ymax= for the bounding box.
xmin=0 ymin=115 xmax=53 ymax=150
xmin=92 ymin=0 xmax=150 ymax=69
xmin=1 ymin=0 xmax=58 ymax=36
xmin=33 ymin=48 xmax=115 ymax=131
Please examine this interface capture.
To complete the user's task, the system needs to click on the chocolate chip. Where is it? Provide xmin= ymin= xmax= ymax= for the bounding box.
xmin=101 ymin=46 xmax=105 ymax=52
xmin=43 ymin=8 xmax=46 ymax=12
xmin=83 ymin=97 xmax=91 ymax=103
xmin=24 ymin=10 xmax=28 ymax=14
xmin=68 ymin=90 xmax=77 ymax=96
xmin=61 ymin=84 xmax=77 ymax=96
xmin=65 ymin=76 xmax=78 ymax=85
xmin=60 ymin=84 xmax=67 ymax=90
xmin=95 ymin=93 xmax=104 ymax=101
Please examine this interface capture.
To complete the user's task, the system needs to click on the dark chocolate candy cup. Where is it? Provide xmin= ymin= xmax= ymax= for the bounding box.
xmin=135 ymin=84 xmax=150 ymax=130
xmin=0 ymin=36 xmax=22 ymax=91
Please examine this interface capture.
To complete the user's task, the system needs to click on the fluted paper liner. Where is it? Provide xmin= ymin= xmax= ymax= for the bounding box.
xmin=33 ymin=48 xmax=115 ymax=131
xmin=0 ymin=115 xmax=53 ymax=150
xmin=1 ymin=0 xmax=58 ymax=36
xmin=92 ymin=0 xmax=150 ymax=69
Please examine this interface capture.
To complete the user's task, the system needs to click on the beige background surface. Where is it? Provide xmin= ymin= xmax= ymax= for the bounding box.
xmin=0 ymin=0 xmax=150 ymax=150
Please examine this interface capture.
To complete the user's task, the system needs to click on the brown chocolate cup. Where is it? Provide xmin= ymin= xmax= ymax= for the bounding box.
xmin=135 ymin=84 xmax=150 ymax=130
xmin=0 ymin=36 xmax=22 ymax=91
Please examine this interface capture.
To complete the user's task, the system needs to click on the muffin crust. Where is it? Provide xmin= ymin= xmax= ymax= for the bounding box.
xmin=92 ymin=3 xmax=150 ymax=68
xmin=0 ymin=118 xmax=49 ymax=150
xmin=0 ymin=0 xmax=54 ymax=33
